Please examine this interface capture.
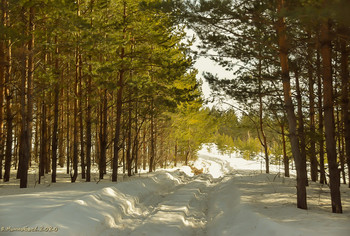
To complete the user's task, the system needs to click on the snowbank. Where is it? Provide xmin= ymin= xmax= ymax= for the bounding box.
xmin=0 ymin=144 xmax=349 ymax=236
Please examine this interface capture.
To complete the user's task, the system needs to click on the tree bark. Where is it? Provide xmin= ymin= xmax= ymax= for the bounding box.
xmin=142 ymin=126 xmax=147 ymax=170
xmin=126 ymin=92 xmax=132 ymax=176
xmin=281 ymin=123 xmax=289 ymax=177
xmin=134 ymin=99 xmax=139 ymax=174
xmin=320 ymin=17 xmax=342 ymax=213
xmin=316 ymin=49 xmax=326 ymax=184
xmin=0 ymin=0 xmax=6 ymax=179
xmin=308 ymin=32 xmax=318 ymax=182
xmin=78 ymin=54 xmax=85 ymax=179
xmin=99 ymin=90 xmax=107 ymax=179
xmin=3 ymin=34 xmax=11 ymax=182
xmin=149 ymin=101 xmax=155 ymax=172
xmin=258 ymin=56 xmax=269 ymax=173
xmin=340 ymin=35 xmax=350 ymax=188
xmin=336 ymin=105 xmax=346 ymax=184
xmin=18 ymin=6 xmax=34 ymax=188
xmin=294 ymin=68 xmax=308 ymax=186
xmin=71 ymin=50 xmax=79 ymax=183
xmin=58 ymin=70 xmax=64 ymax=168
xmin=51 ymin=36 xmax=59 ymax=183
xmin=66 ymin=65 xmax=70 ymax=174
xmin=276 ymin=0 xmax=307 ymax=209
xmin=39 ymin=101 xmax=47 ymax=182
xmin=46 ymin=104 xmax=51 ymax=174
xmin=112 ymin=1 xmax=127 ymax=181
xmin=86 ymin=59 xmax=92 ymax=182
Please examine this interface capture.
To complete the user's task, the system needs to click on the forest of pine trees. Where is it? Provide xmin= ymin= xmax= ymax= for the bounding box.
xmin=0 ymin=0 xmax=205 ymax=188
xmin=180 ymin=0 xmax=350 ymax=213
xmin=1 ymin=0 xmax=350 ymax=215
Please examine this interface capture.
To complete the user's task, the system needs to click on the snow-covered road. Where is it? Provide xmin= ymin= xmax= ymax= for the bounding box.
xmin=0 ymin=146 xmax=349 ymax=236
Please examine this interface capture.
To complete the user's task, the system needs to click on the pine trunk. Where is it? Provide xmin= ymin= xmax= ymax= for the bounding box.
xmin=320 ymin=18 xmax=342 ymax=213
xmin=258 ymin=56 xmax=269 ymax=173
xmin=99 ymin=90 xmax=107 ymax=179
xmin=71 ymin=52 xmax=79 ymax=183
xmin=39 ymin=101 xmax=47 ymax=180
xmin=316 ymin=50 xmax=326 ymax=184
xmin=26 ymin=7 xmax=34 ymax=170
xmin=51 ymin=36 xmax=59 ymax=183
xmin=149 ymin=102 xmax=155 ymax=172
xmin=133 ymin=89 xmax=139 ymax=174
xmin=340 ymin=37 xmax=350 ymax=188
xmin=308 ymin=32 xmax=318 ymax=182
xmin=79 ymin=54 xmax=85 ymax=179
xmin=18 ymin=7 xmax=29 ymax=186
xmin=0 ymin=0 xmax=5 ymax=179
xmin=276 ymin=0 xmax=307 ymax=209
xmin=142 ymin=127 xmax=147 ymax=170
xmin=58 ymin=75 xmax=64 ymax=168
xmin=3 ymin=36 xmax=11 ymax=182
xmin=45 ymin=104 xmax=51 ymax=174
xmin=127 ymin=93 xmax=132 ymax=176
xmin=66 ymin=67 xmax=70 ymax=174
xmin=112 ymin=1 xmax=126 ymax=181
xmin=281 ymin=123 xmax=289 ymax=177
xmin=295 ymin=69 xmax=308 ymax=186
xmin=86 ymin=60 xmax=92 ymax=182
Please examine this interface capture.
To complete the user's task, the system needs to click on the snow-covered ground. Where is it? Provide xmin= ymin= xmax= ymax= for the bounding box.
xmin=0 ymin=145 xmax=349 ymax=235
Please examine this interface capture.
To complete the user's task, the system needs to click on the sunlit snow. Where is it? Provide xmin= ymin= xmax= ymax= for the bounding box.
xmin=0 ymin=144 xmax=349 ymax=236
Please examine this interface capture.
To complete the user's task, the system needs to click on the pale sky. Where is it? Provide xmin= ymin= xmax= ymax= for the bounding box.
xmin=187 ymin=28 xmax=238 ymax=111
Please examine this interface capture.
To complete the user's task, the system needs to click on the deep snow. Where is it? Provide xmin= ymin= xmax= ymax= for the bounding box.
xmin=0 ymin=145 xmax=349 ymax=235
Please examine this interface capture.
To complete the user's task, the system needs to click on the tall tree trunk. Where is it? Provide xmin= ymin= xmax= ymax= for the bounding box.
xmin=336 ymin=105 xmax=346 ymax=184
xmin=320 ymin=16 xmax=342 ymax=213
xmin=134 ymin=98 xmax=139 ymax=174
xmin=317 ymin=50 xmax=326 ymax=184
xmin=308 ymin=32 xmax=318 ymax=182
xmin=66 ymin=65 xmax=70 ymax=174
xmin=3 ymin=36 xmax=11 ymax=182
xmin=99 ymin=90 xmax=107 ymax=179
xmin=142 ymin=126 xmax=147 ymax=170
xmin=0 ymin=0 xmax=6 ymax=179
xmin=281 ymin=123 xmax=289 ymax=177
xmin=51 ymin=36 xmax=59 ymax=183
xmin=258 ymin=59 xmax=269 ymax=173
xmin=127 ymin=93 xmax=132 ymax=176
xmin=26 ymin=6 xmax=34 ymax=170
xmin=14 ymin=119 xmax=19 ymax=171
xmin=39 ymin=101 xmax=47 ymax=181
xmin=45 ymin=101 xmax=51 ymax=174
xmin=79 ymin=54 xmax=85 ymax=179
xmin=112 ymin=1 xmax=127 ymax=182
xmin=34 ymin=107 xmax=39 ymax=165
xmin=58 ymin=71 xmax=64 ymax=168
xmin=18 ymin=6 xmax=31 ymax=187
xmin=149 ymin=101 xmax=155 ymax=172
xmin=3 ymin=90 xmax=12 ymax=182
xmin=340 ymin=35 xmax=350 ymax=188
xmin=86 ymin=60 xmax=92 ymax=182
xmin=295 ymin=69 xmax=308 ymax=186
xmin=85 ymin=0 xmax=94 ymax=183
xmin=122 ymin=138 xmax=126 ymax=174
xmin=71 ymin=51 xmax=79 ymax=183
xmin=276 ymin=0 xmax=307 ymax=209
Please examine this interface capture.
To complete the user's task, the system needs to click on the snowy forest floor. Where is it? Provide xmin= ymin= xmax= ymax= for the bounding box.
xmin=0 ymin=147 xmax=350 ymax=236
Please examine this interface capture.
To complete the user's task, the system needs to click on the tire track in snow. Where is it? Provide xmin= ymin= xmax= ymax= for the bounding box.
xmin=100 ymin=153 xmax=235 ymax=236
xmin=128 ymin=176 xmax=212 ymax=236
xmin=98 ymin=174 xmax=222 ymax=236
